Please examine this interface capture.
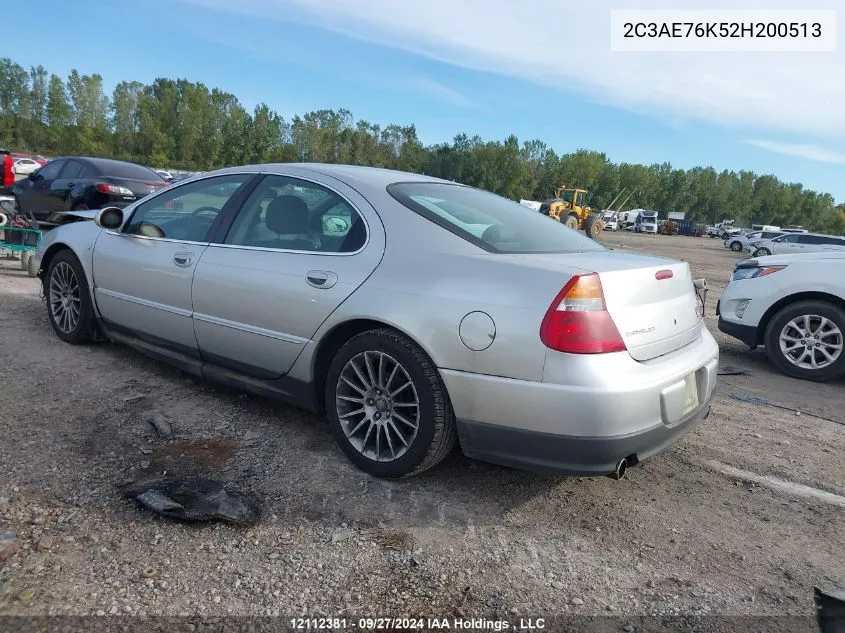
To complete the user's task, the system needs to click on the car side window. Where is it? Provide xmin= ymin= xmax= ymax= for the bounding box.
xmin=797 ymin=235 xmax=821 ymax=245
xmin=223 ymin=175 xmax=367 ymax=253
xmin=779 ymin=234 xmax=800 ymax=243
xmin=123 ymin=174 xmax=251 ymax=242
xmin=60 ymin=161 xmax=85 ymax=180
xmin=820 ymin=236 xmax=845 ymax=245
xmin=35 ymin=160 xmax=64 ymax=181
xmin=76 ymin=163 xmax=96 ymax=179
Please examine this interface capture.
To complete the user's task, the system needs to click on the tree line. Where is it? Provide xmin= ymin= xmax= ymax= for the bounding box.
xmin=1 ymin=57 xmax=843 ymax=233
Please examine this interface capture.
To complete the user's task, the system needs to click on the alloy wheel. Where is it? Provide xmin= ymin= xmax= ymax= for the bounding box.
xmin=779 ymin=314 xmax=843 ymax=371
xmin=335 ymin=351 xmax=420 ymax=462
xmin=49 ymin=261 xmax=81 ymax=334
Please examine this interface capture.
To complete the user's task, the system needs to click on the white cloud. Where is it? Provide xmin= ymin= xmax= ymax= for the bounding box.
xmin=182 ymin=0 xmax=845 ymax=138
xmin=407 ymin=77 xmax=481 ymax=110
xmin=744 ymin=140 xmax=845 ymax=165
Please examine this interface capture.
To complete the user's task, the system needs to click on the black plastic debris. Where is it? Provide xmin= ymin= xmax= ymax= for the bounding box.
xmin=121 ymin=476 xmax=259 ymax=526
xmin=729 ymin=393 xmax=769 ymax=406
xmin=718 ymin=365 xmax=750 ymax=376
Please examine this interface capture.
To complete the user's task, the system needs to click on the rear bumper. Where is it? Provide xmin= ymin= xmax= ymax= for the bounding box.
xmin=442 ymin=329 xmax=719 ymax=476
xmin=457 ymin=402 xmax=712 ymax=476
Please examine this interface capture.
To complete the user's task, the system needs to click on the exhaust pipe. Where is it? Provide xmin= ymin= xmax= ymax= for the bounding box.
xmin=608 ymin=458 xmax=628 ymax=480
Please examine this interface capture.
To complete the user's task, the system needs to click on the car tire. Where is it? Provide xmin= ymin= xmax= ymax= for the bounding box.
xmin=753 ymin=248 xmax=771 ymax=257
xmin=72 ymin=203 xmax=89 ymax=211
xmin=325 ymin=328 xmax=457 ymax=478
xmin=730 ymin=241 xmax=742 ymax=251
xmin=45 ymin=250 xmax=93 ymax=344
xmin=764 ymin=300 xmax=845 ymax=382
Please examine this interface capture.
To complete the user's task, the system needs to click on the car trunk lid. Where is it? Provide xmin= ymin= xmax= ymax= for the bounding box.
xmin=501 ymin=251 xmax=703 ymax=361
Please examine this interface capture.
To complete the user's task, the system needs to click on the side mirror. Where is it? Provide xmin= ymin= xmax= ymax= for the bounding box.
xmin=96 ymin=206 xmax=124 ymax=230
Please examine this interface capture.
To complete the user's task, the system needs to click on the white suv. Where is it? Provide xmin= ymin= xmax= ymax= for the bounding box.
xmin=748 ymin=232 xmax=845 ymax=257
xmin=718 ymin=251 xmax=845 ymax=382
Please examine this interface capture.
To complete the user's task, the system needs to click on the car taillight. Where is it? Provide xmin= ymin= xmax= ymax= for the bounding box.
xmin=96 ymin=182 xmax=134 ymax=196
xmin=2 ymin=154 xmax=13 ymax=187
xmin=539 ymin=273 xmax=626 ymax=354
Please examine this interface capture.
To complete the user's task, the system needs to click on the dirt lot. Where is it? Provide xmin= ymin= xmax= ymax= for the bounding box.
xmin=0 ymin=231 xmax=843 ymax=625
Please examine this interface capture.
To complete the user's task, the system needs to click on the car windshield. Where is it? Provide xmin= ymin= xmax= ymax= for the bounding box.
xmin=387 ymin=182 xmax=605 ymax=254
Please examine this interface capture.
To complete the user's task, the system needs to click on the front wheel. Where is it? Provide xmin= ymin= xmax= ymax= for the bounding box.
xmin=583 ymin=214 xmax=603 ymax=240
xmin=764 ymin=301 xmax=845 ymax=382
xmin=753 ymin=248 xmax=771 ymax=257
xmin=46 ymin=250 xmax=93 ymax=344
xmin=563 ymin=214 xmax=579 ymax=230
xmin=730 ymin=241 xmax=742 ymax=251
xmin=325 ymin=329 xmax=457 ymax=478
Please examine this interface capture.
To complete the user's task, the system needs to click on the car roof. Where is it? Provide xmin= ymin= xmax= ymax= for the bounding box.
xmin=210 ymin=163 xmax=456 ymax=189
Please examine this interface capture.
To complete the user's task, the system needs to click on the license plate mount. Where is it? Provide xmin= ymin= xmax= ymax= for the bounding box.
xmin=682 ymin=372 xmax=699 ymax=415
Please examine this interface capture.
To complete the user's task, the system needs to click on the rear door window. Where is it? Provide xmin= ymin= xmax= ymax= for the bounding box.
xmin=223 ymin=175 xmax=367 ymax=253
xmin=60 ymin=161 xmax=85 ymax=180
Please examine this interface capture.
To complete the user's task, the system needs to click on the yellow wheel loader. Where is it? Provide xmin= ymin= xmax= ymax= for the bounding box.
xmin=538 ymin=185 xmax=604 ymax=239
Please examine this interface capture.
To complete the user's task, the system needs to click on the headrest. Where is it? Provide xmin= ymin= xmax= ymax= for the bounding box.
xmin=265 ymin=195 xmax=310 ymax=234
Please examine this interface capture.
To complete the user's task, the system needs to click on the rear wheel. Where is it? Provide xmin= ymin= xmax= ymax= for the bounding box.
xmin=764 ymin=301 xmax=845 ymax=382
xmin=325 ymin=329 xmax=456 ymax=478
xmin=563 ymin=214 xmax=579 ymax=230
xmin=729 ymin=240 xmax=742 ymax=251
xmin=72 ymin=202 xmax=89 ymax=211
xmin=46 ymin=250 xmax=93 ymax=344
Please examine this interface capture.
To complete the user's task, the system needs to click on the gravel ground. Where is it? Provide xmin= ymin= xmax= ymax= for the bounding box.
xmin=0 ymin=232 xmax=842 ymax=626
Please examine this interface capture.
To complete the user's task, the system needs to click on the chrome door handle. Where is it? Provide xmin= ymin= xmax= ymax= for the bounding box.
xmin=173 ymin=252 xmax=194 ymax=267
xmin=306 ymin=270 xmax=338 ymax=289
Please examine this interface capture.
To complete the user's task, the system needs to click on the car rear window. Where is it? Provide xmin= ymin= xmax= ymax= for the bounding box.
xmin=98 ymin=161 xmax=164 ymax=181
xmin=386 ymin=182 xmax=605 ymax=254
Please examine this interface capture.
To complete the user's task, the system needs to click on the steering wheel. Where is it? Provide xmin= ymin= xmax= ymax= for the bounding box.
xmin=164 ymin=207 xmax=218 ymax=241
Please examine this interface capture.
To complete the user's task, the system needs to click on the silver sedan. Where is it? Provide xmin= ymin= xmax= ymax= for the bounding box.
xmin=34 ymin=164 xmax=719 ymax=478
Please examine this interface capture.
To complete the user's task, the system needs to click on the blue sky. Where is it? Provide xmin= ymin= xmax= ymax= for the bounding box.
xmin=6 ymin=0 xmax=845 ymax=202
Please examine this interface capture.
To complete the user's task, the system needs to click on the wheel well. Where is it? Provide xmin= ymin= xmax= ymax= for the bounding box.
xmin=38 ymin=243 xmax=71 ymax=284
xmin=756 ymin=291 xmax=845 ymax=346
xmin=311 ymin=319 xmax=411 ymax=415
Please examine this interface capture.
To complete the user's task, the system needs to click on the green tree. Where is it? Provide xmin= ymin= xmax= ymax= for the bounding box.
xmin=0 ymin=55 xmax=841 ymax=233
